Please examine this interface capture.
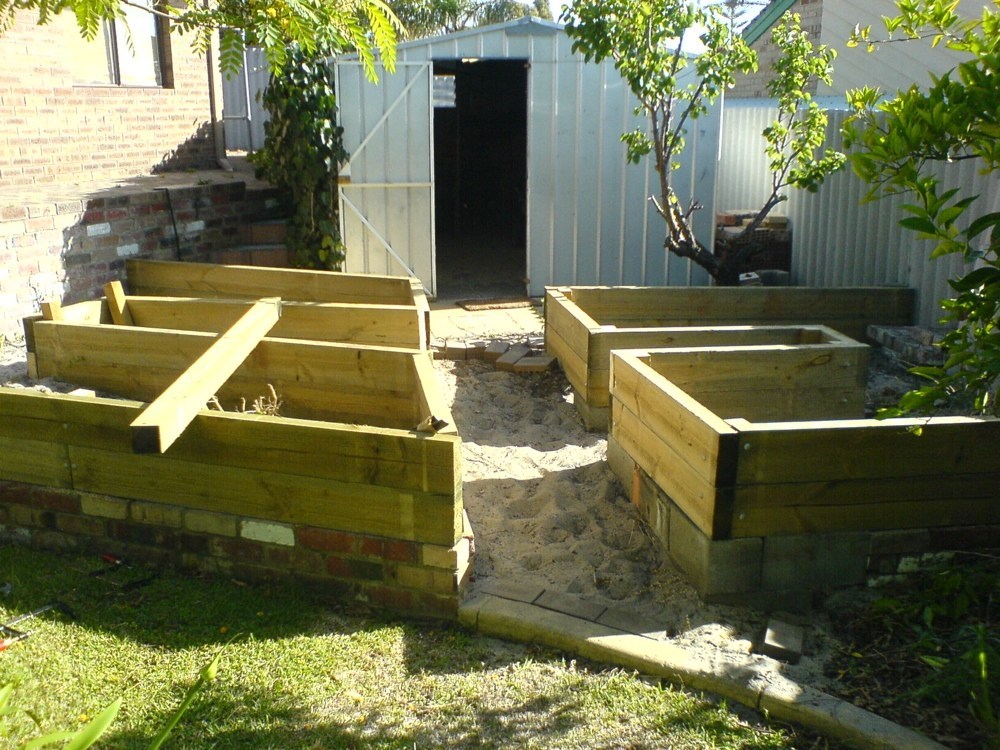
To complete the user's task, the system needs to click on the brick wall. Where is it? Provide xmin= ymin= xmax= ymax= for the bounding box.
xmin=730 ymin=0 xmax=825 ymax=99
xmin=0 ymin=9 xmax=219 ymax=188
xmin=0 ymin=177 xmax=284 ymax=342
xmin=0 ymin=480 xmax=472 ymax=619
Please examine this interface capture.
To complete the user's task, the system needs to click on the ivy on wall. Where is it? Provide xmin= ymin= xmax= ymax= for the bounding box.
xmin=251 ymin=48 xmax=347 ymax=270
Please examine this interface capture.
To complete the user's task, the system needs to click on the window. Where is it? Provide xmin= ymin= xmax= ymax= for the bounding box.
xmin=67 ymin=0 xmax=169 ymax=87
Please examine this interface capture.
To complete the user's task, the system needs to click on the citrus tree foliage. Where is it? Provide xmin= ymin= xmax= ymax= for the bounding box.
xmin=845 ymin=1 xmax=1000 ymax=416
xmin=0 ymin=0 xmax=399 ymax=78
xmin=390 ymin=0 xmax=550 ymax=39
xmin=563 ymin=1 xmax=844 ymax=285
xmin=250 ymin=48 xmax=347 ymax=271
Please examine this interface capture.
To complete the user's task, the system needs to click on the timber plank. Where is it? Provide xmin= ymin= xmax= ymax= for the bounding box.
xmin=126 ymin=297 xmax=424 ymax=349
xmin=0 ymin=389 xmax=459 ymax=494
xmin=610 ymin=353 xmax=737 ymax=485
xmin=735 ymin=417 xmax=1000 ymax=484
xmin=565 ymin=286 xmax=914 ymax=338
xmin=30 ymin=323 xmax=422 ymax=428
xmin=611 ymin=399 xmax=727 ymax=538
xmin=69 ymin=445 xmax=460 ymax=545
xmin=126 ymin=259 xmax=417 ymax=306
xmin=544 ymin=323 xmax=589 ymax=397
xmin=131 ymin=298 xmax=282 ymax=453
xmin=691 ymin=386 xmax=864 ymax=422
xmin=0 ymin=434 xmax=71 ymax=487
xmin=731 ymin=484 xmax=1000 ymax=537
xmin=103 ymin=281 xmax=133 ymax=326
xmin=647 ymin=346 xmax=868 ymax=394
xmin=413 ymin=352 xmax=457 ymax=435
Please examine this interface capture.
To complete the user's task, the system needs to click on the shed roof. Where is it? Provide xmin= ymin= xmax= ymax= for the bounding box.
xmin=398 ymin=16 xmax=563 ymax=51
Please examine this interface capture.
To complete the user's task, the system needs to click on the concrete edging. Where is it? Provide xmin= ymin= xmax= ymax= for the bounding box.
xmin=459 ymin=593 xmax=945 ymax=750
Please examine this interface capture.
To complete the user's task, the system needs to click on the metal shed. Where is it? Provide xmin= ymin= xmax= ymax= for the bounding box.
xmin=336 ymin=17 xmax=719 ymax=298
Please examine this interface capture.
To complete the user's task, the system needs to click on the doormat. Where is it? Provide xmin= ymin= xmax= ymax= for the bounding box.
xmin=456 ymin=298 xmax=537 ymax=311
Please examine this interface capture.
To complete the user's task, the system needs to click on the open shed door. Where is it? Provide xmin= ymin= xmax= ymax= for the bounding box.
xmin=336 ymin=61 xmax=436 ymax=296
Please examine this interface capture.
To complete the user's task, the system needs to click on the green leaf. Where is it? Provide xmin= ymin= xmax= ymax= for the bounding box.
xmin=61 ymin=698 xmax=120 ymax=750
xmin=899 ymin=216 xmax=939 ymax=235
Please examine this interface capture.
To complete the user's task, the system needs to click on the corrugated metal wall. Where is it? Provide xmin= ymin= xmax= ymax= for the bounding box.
xmin=717 ymin=100 xmax=997 ymax=327
xmin=392 ymin=19 xmax=717 ymax=296
xmin=220 ymin=47 xmax=270 ymax=151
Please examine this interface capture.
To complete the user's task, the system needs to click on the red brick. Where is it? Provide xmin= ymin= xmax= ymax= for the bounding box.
xmin=56 ymin=513 xmax=105 ymax=537
xmin=297 ymin=526 xmax=355 ymax=554
xmin=366 ymin=584 xmax=414 ymax=612
xmin=29 ymin=486 xmax=81 ymax=514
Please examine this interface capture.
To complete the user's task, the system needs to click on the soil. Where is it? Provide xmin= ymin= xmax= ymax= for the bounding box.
xmin=0 ymin=328 xmax=991 ymax=749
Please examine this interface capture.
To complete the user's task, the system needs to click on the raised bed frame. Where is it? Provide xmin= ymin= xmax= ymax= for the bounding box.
xmin=126 ymin=258 xmax=431 ymax=349
xmin=2 ymin=282 xmax=467 ymax=619
xmin=545 ymin=285 xmax=915 ymax=430
xmin=607 ymin=346 xmax=1000 ymax=609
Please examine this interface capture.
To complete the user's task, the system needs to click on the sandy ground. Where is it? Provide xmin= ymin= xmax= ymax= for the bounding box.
xmin=434 ymin=354 xmax=841 ymax=694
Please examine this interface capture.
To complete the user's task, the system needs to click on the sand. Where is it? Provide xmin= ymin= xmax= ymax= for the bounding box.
xmin=434 ymin=355 xmax=840 ymax=693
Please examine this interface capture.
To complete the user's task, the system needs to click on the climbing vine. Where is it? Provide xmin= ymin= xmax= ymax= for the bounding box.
xmin=250 ymin=48 xmax=348 ymax=270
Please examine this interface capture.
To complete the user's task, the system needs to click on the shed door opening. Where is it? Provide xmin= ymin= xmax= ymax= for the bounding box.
xmin=433 ymin=59 xmax=528 ymax=299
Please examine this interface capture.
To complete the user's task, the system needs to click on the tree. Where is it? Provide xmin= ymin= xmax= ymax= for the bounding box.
xmin=390 ymin=0 xmax=550 ymax=39
xmin=562 ymin=0 xmax=845 ymax=285
xmin=845 ymin=1 xmax=1000 ymax=417
xmin=0 ymin=0 xmax=399 ymax=78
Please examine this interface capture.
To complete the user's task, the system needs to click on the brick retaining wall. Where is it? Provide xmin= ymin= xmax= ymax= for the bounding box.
xmin=0 ymin=175 xmax=283 ymax=342
xmin=0 ymin=480 xmax=471 ymax=619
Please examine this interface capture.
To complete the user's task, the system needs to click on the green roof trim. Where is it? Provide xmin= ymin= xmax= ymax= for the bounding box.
xmin=742 ymin=0 xmax=798 ymax=45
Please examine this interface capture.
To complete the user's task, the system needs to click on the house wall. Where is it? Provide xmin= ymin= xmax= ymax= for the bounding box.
xmin=731 ymin=0 xmax=983 ymax=100
xmin=730 ymin=0 xmax=823 ymax=99
xmin=0 ymin=9 xmax=220 ymax=189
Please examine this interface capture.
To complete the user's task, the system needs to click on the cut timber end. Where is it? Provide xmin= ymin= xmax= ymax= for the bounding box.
xmin=103 ymin=281 xmax=134 ymax=326
xmin=132 ymin=425 xmax=163 ymax=454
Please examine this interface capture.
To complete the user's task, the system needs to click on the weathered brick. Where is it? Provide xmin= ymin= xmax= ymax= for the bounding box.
xmin=81 ymin=494 xmax=129 ymax=520
xmin=297 ymin=526 xmax=355 ymax=554
xmin=184 ymin=509 xmax=237 ymax=537
xmin=107 ymin=520 xmax=177 ymax=548
xmin=131 ymin=500 xmax=183 ymax=528
xmin=327 ymin=555 xmax=383 ymax=582
xmin=241 ymin=519 xmax=295 ymax=547
xmin=366 ymin=584 xmax=414 ymax=612
xmin=56 ymin=513 xmax=105 ymax=537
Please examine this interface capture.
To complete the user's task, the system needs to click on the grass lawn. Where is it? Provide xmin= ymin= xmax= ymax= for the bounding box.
xmin=0 ymin=545 xmax=831 ymax=749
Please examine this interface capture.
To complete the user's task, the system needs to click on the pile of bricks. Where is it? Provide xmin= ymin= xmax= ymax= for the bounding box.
xmin=867 ymin=324 xmax=945 ymax=365
xmin=432 ymin=335 xmax=556 ymax=373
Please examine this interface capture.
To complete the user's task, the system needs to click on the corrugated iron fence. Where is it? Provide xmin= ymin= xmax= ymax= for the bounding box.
xmin=220 ymin=47 xmax=270 ymax=151
xmin=717 ymin=99 xmax=998 ymax=327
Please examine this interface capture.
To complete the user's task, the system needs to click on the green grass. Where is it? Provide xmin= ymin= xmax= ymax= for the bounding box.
xmin=0 ymin=545 xmax=819 ymax=749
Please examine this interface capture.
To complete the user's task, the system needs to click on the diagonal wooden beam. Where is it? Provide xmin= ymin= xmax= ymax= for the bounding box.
xmin=103 ymin=281 xmax=134 ymax=325
xmin=130 ymin=297 xmax=281 ymax=454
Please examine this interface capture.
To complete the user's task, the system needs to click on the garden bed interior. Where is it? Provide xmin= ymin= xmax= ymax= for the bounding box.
xmin=1 ymin=264 xmax=468 ymax=619
xmin=607 ymin=345 xmax=1000 ymax=610
xmin=545 ymin=285 xmax=916 ymax=430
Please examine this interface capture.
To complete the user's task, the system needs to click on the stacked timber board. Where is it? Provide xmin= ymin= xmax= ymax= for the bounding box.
xmin=2 ymin=270 xmax=468 ymax=619
xmin=545 ymin=285 xmax=915 ymax=430
xmin=126 ymin=259 xmax=431 ymax=349
xmin=607 ymin=346 xmax=1000 ymax=610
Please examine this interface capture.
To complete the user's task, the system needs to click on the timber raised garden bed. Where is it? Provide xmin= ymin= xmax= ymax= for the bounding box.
xmin=126 ymin=258 xmax=431 ymax=349
xmin=1 ymin=282 xmax=467 ymax=619
xmin=606 ymin=345 xmax=1000 ymax=610
xmin=545 ymin=285 xmax=915 ymax=430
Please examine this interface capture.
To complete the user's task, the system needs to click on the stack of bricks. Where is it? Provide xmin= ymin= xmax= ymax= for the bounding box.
xmin=432 ymin=335 xmax=556 ymax=373
xmin=0 ymin=480 xmax=472 ymax=620
xmin=715 ymin=211 xmax=792 ymax=273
